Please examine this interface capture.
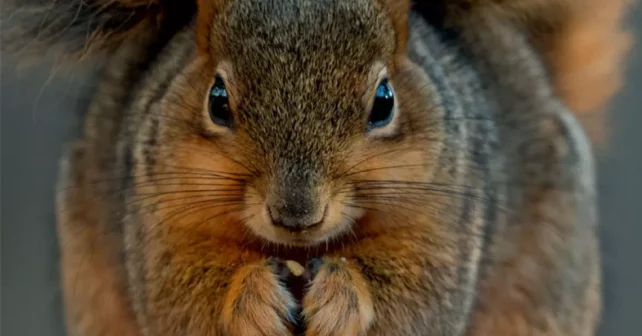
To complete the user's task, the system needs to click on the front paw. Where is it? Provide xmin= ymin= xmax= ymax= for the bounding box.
xmin=220 ymin=258 xmax=298 ymax=336
xmin=303 ymin=258 xmax=374 ymax=336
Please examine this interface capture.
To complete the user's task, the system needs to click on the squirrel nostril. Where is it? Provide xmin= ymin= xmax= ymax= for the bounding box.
xmin=267 ymin=205 xmax=283 ymax=226
xmin=318 ymin=204 xmax=329 ymax=224
xmin=267 ymin=203 xmax=327 ymax=232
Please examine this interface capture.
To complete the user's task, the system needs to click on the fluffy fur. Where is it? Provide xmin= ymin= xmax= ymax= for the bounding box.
xmin=1 ymin=0 xmax=188 ymax=62
xmin=413 ymin=0 xmax=634 ymax=146
xmin=2 ymin=0 xmax=634 ymax=335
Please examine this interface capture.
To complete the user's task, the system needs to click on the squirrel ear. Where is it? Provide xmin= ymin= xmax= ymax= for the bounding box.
xmin=377 ymin=0 xmax=411 ymax=56
xmin=195 ymin=0 xmax=226 ymax=54
xmin=1 ymin=0 xmax=196 ymax=67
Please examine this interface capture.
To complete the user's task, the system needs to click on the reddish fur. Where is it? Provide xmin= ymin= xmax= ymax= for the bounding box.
xmin=410 ymin=0 xmax=634 ymax=147
xmin=58 ymin=210 xmax=142 ymax=336
xmin=378 ymin=0 xmax=411 ymax=57
xmin=537 ymin=0 xmax=634 ymax=148
xmin=303 ymin=258 xmax=375 ymax=336
xmin=448 ymin=0 xmax=634 ymax=147
xmin=221 ymin=262 xmax=297 ymax=335
xmin=196 ymin=0 xmax=227 ymax=54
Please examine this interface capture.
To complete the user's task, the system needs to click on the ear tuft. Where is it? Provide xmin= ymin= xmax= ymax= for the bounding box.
xmin=195 ymin=0 xmax=226 ymax=54
xmin=377 ymin=0 xmax=411 ymax=57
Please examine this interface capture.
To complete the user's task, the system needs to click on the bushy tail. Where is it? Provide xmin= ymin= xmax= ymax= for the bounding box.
xmin=1 ymin=0 xmax=195 ymax=65
xmin=413 ymin=0 xmax=636 ymax=147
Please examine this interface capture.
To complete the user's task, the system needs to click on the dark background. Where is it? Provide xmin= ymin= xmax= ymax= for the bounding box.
xmin=2 ymin=7 xmax=641 ymax=336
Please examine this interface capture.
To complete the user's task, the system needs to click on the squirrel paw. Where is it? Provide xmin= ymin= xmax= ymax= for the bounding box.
xmin=220 ymin=258 xmax=298 ymax=336
xmin=303 ymin=258 xmax=374 ymax=336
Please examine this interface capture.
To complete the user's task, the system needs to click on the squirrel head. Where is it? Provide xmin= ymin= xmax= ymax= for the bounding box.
xmin=189 ymin=0 xmax=433 ymax=246
xmin=2 ymin=0 xmax=633 ymax=245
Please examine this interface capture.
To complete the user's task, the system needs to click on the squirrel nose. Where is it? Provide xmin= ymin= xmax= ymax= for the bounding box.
xmin=268 ymin=202 xmax=327 ymax=232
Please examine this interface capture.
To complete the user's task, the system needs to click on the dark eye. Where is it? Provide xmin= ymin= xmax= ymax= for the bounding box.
xmin=367 ymin=79 xmax=395 ymax=130
xmin=209 ymin=76 xmax=233 ymax=128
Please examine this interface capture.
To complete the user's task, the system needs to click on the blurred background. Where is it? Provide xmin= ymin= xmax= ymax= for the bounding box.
xmin=2 ymin=5 xmax=641 ymax=336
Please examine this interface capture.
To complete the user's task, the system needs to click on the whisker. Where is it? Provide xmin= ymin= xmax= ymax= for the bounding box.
xmin=341 ymin=164 xmax=431 ymax=177
xmin=335 ymin=146 xmax=423 ymax=179
xmin=130 ymin=194 xmax=246 ymax=213
xmin=345 ymin=199 xmax=425 ymax=215
xmin=142 ymin=203 xmax=247 ymax=238
xmin=132 ymin=188 xmax=246 ymax=197
xmin=124 ymin=138 xmax=261 ymax=176
xmin=61 ymin=170 xmax=251 ymax=191
xmin=340 ymin=202 xmax=388 ymax=214
xmin=134 ymin=199 xmax=247 ymax=220
xmin=185 ymin=205 xmax=250 ymax=234
xmin=58 ymin=186 xmax=246 ymax=215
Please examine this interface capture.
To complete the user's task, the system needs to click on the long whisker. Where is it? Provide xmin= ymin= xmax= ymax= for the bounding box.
xmin=155 ymin=205 xmax=250 ymax=244
xmin=61 ymin=168 xmax=251 ymax=189
xmin=335 ymin=145 xmax=424 ymax=179
xmin=58 ymin=185 xmax=246 ymax=214
xmin=350 ymin=187 xmax=488 ymax=205
xmin=135 ymin=199 xmax=248 ymax=222
xmin=126 ymin=194 xmax=246 ymax=213
xmin=142 ymin=202 xmax=248 ymax=239
xmin=123 ymin=137 xmax=261 ymax=176
xmin=346 ymin=199 xmax=426 ymax=215
xmin=341 ymin=164 xmax=431 ymax=177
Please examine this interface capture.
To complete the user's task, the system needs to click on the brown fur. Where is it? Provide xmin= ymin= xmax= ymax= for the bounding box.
xmin=536 ymin=0 xmax=633 ymax=147
xmin=3 ymin=0 xmax=631 ymax=335
xmin=439 ymin=0 xmax=634 ymax=147
xmin=303 ymin=258 xmax=375 ymax=336
xmin=2 ymin=0 xmax=160 ymax=64
xmin=220 ymin=260 xmax=298 ymax=335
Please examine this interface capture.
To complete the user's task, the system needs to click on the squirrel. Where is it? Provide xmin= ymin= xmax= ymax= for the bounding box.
xmin=1 ymin=0 xmax=633 ymax=335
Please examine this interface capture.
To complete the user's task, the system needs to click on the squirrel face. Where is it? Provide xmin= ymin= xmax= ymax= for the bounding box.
xmin=155 ymin=0 xmax=437 ymax=246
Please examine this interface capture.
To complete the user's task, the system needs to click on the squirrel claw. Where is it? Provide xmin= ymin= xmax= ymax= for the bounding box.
xmin=304 ymin=258 xmax=324 ymax=282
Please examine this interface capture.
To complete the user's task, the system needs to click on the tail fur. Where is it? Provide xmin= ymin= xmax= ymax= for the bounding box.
xmin=413 ymin=0 xmax=635 ymax=147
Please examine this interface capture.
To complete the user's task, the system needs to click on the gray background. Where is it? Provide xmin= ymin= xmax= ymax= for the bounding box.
xmin=1 ymin=8 xmax=641 ymax=336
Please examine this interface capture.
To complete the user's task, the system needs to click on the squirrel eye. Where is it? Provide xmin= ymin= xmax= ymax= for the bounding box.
xmin=209 ymin=76 xmax=233 ymax=128
xmin=367 ymin=79 xmax=395 ymax=130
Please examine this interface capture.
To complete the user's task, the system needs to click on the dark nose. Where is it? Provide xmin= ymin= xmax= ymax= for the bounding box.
xmin=268 ymin=202 xmax=327 ymax=232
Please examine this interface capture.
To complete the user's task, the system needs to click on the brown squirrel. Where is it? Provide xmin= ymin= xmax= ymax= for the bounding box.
xmin=1 ymin=0 xmax=634 ymax=335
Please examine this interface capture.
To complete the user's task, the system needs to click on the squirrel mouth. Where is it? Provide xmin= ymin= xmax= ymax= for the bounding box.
xmin=267 ymin=211 xmax=357 ymax=248
xmin=244 ymin=230 xmax=351 ymax=264
xmin=277 ymin=228 xmax=324 ymax=245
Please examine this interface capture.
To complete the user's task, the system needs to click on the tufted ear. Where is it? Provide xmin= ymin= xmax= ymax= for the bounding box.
xmin=1 ymin=0 xmax=196 ymax=66
xmin=377 ymin=0 xmax=411 ymax=57
xmin=412 ymin=0 xmax=635 ymax=148
xmin=195 ymin=0 xmax=227 ymax=54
